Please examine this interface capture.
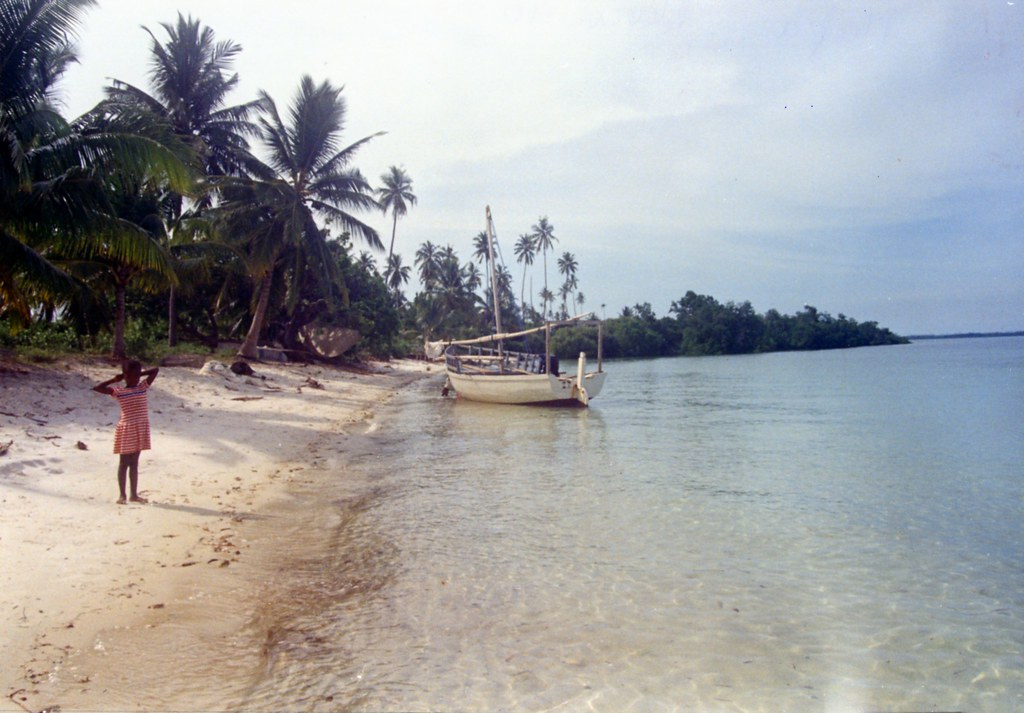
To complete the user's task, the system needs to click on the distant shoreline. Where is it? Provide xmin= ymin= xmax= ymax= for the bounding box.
xmin=906 ymin=331 xmax=1024 ymax=340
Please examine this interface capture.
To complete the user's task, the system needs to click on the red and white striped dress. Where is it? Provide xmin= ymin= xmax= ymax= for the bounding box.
xmin=109 ymin=382 xmax=152 ymax=454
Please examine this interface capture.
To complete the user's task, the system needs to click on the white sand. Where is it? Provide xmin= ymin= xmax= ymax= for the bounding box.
xmin=0 ymin=356 xmax=433 ymax=711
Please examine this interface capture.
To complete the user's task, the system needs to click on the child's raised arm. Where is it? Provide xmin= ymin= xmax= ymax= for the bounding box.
xmin=142 ymin=366 xmax=159 ymax=385
xmin=93 ymin=373 xmax=123 ymax=395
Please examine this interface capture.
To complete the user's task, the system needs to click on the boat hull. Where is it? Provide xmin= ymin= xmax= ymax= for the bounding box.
xmin=446 ymin=369 xmax=607 ymax=406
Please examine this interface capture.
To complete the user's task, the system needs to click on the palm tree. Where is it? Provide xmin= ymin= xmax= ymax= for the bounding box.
xmin=461 ymin=261 xmax=481 ymax=296
xmin=558 ymin=283 xmax=571 ymax=320
xmin=106 ymin=14 xmax=262 ymax=179
xmin=385 ymin=252 xmax=409 ymax=304
xmin=356 ymin=251 xmax=377 ymax=273
xmin=376 ymin=165 xmax=416 ymax=280
xmin=557 ymin=251 xmax=578 ymax=315
xmin=471 ymin=229 xmax=494 ymax=314
xmin=530 ymin=216 xmax=557 ymax=319
xmin=439 ymin=244 xmax=459 ymax=270
xmin=57 ymin=179 xmax=178 ymax=359
xmin=1 ymin=0 xmax=192 ymax=327
xmin=415 ymin=240 xmax=439 ymax=290
xmin=494 ymin=264 xmax=516 ymax=324
xmin=219 ymin=75 xmax=382 ymax=360
xmin=513 ymin=232 xmax=536 ymax=322
xmin=538 ymin=287 xmax=555 ymax=320
xmin=557 ymin=251 xmax=577 ymax=280
xmin=472 ymin=230 xmax=490 ymax=264
xmin=103 ymin=13 xmax=263 ymax=345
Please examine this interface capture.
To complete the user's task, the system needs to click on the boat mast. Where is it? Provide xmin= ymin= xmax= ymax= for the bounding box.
xmin=485 ymin=206 xmax=504 ymax=356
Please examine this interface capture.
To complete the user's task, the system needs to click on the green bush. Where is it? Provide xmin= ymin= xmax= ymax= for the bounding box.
xmin=0 ymin=320 xmax=80 ymax=354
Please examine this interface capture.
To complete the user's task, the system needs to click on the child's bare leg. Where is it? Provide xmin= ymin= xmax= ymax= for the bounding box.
xmin=127 ymin=453 xmax=147 ymax=503
xmin=117 ymin=455 xmax=130 ymax=503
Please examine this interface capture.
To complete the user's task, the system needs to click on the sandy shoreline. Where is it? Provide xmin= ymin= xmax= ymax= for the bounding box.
xmin=0 ymin=356 xmax=433 ymax=712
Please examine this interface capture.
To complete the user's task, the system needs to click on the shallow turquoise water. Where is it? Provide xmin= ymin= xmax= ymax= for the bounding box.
xmin=243 ymin=337 xmax=1024 ymax=712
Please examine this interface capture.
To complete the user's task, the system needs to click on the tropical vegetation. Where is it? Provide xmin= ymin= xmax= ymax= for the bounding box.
xmin=1 ymin=0 xmax=398 ymax=361
xmin=0 ymin=1 xmax=907 ymax=365
xmin=551 ymin=295 xmax=907 ymax=360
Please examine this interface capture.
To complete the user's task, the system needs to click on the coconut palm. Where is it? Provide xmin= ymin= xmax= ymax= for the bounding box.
xmin=558 ymin=283 xmax=571 ymax=320
xmin=461 ymin=261 xmax=481 ymax=296
xmin=494 ymin=264 xmax=516 ymax=324
xmin=557 ymin=251 xmax=577 ymax=281
xmin=356 ymin=251 xmax=377 ymax=273
xmin=472 ymin=230 xmax=490 ymax=264
xmin=558 ymin=250 xmax=578 ymax=314
xmin=530 ymin=216 xmax=557 ymax=319
xmin=470 ymin=229 xmax=494 ymax=314
xmin=103 ymin=13 xmax=263 ymax=345
xmin=105 ymin=14 xmax=263 ymax=180
xmin=64 ymin=101 xmax=201 ymax=357
xmin=385 ymin=252 xmax=410 ymax=304
xmin=538 ymin=287 xmax=555 ymax=320
xmin=431 ymin=255 xmax=474 ymax=333
xmin=513 ymin=232 xmax=536 ymax=323
xmin=219 ymin=75 xmax=382 ymax=360
xmin=1 ymin=0 xmax=192 ymax=326
xmin=56 ymin=179 xmax=178 ymax=358
xmin=376 ymin=165 xmax=416 ymax=281
xmin=415 ymin=240 xmax=439 ymax=290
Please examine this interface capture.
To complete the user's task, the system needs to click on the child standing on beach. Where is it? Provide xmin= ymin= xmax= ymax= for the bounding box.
xmin=93 ymin=360 xmax=159 ymax=504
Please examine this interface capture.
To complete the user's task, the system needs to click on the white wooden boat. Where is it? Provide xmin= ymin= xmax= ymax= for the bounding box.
xmin=428 ymin=207 xmax=607 ymax=407
xmin=439 ymin=320 xmax=607 ymax=406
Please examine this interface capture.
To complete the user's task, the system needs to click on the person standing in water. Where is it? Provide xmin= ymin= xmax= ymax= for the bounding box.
xmin=93 ymin=360 xmax=159 ymax=504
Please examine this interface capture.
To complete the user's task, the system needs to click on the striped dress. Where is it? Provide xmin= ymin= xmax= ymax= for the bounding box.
xmin=109 ymin=382 xmax=152 ymax=454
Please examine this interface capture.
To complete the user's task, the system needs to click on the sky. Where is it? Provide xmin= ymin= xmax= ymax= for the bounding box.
xmin=59 ymin=0 xmax=1023 ymax=335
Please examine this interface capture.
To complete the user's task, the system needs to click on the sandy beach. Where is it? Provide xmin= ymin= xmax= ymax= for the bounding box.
xmin=0 ymin=355 xmax=432 ymax=712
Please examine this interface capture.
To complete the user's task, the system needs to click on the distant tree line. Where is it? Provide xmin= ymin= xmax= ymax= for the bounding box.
xmin=550 ymin=291 xmax=908 ymax=360
xmin=906 ymin=331 xmax=1023 ymax=340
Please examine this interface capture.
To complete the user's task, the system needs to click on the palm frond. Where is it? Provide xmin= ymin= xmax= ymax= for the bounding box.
xmin=0 ymin=0 xmax=97 ymax=116
xmin=319 ymin=131 xmax=385 ymax=176
xmin=0 ymin=227 xmax=76 ymax=314
xmin=311 ymin=202 xmax=382 ymax=251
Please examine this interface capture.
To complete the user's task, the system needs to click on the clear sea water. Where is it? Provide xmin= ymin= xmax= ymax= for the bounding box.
xmin=238 ymin=337 xmax=1023 ymax=712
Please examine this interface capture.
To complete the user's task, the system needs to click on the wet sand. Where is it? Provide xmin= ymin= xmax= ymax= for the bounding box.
xmin=0 ymin=355 xmax=432 ymax=712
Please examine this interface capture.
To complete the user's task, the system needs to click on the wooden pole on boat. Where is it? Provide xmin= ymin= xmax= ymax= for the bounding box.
xmin=485 ymin=206 xmax=503 ymax=361
xmin=545 ymin=322 xmax=551 ymax=375
xmin=575 ymin=352 xmax=589 ymax=406
xmin=597 ymin=321 xmax=604 ymax=373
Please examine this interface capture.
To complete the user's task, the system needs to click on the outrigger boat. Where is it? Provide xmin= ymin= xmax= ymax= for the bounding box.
xmin=426 ymin=207 xmax=607 ymax=406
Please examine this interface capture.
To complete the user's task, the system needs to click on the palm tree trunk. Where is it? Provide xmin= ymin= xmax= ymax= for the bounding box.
xmin=113 ymin=283 xmax=127 ymax=360
xmin=239 ymin=273 xmax=273 ymax=359
xmin=385 ymin=213 xmax=398 ymax=277
xmin=167 ymin=284 xmax=178 ymax=346
xmin=520 ymin=272 xmax=527 ymax=324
